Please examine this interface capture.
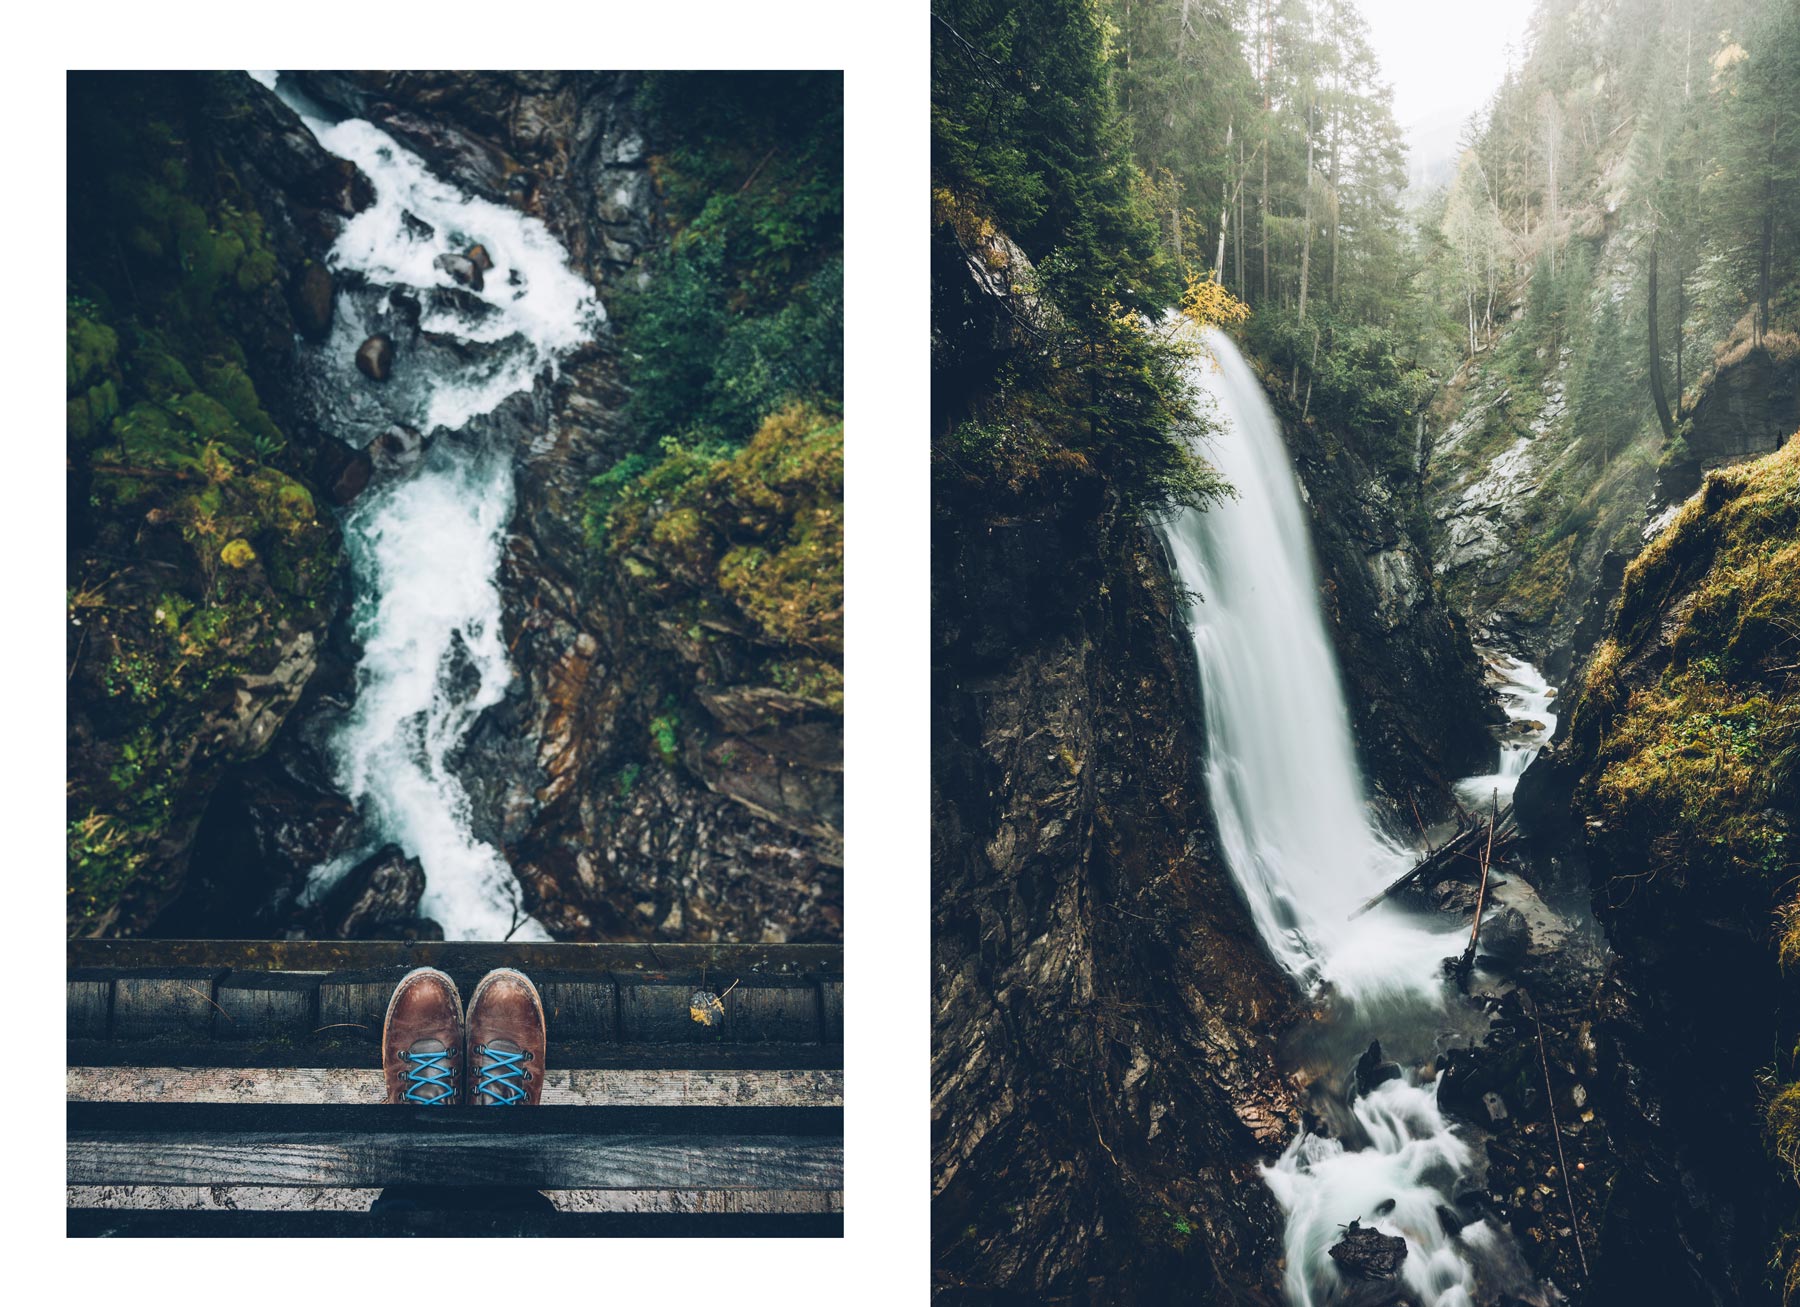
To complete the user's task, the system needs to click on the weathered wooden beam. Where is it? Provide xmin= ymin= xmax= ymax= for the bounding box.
xmin=68 ymin=940 xmax=841 ymax=977
xmin=68 ymin=1132 xmax=844 ymax=1191
xmin=67 ymin=971 xmax=113 ymax=1040
xmin=67 ymin=1101 xmax=842 ymax=1137
xmin=820 ymin=980 xmax=844 ymax=1043
xmin=67 ymin=1209 xmax=844 ymax=1237
xmin=536 ymin=975 xmax=618 ymax=1043
xmin=214 ymin=972 xmax=319 ymax=1042
xmin=67 ymin=1039 xmax=844 ymax=1073
xmin=316 ymin=969 xmax=405 ymax=1043
xmin=66 ymin=1066 xmax=845 ymax=1109
xmin=725 ymin=979 xmax=823 ymax=1043
xmin=110 ymin=970 xmax=227 ymax=1041
xmin=619 ymin=976 xmax=730 ymax=1043
xmin=66 ymin=1185 xmax=843 ymax=1214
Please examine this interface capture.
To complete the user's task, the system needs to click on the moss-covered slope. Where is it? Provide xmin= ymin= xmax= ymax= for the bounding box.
xmin=1546 ymin=436 xmax=1800 ymax=1301
xmin=66 ymin=74 xmax=352 ymax=934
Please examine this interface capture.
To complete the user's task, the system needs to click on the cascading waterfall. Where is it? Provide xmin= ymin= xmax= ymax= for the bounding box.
xmin=1455 ymin=654 xmax=1559 ymax=811
xmin=1160 ymin=328 xmax=1545 ymax=1307
xmin=254 ymin=73 xmax=603 ymax=940
xmin=1159 ymin=327 xmax=1462 ymax=1010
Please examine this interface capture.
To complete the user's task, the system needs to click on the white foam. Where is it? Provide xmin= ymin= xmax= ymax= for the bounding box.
xmin=1265 ymin=1079 xmax=1480 ymax=1307
xmin=264 ymin=72 xmax=599 ymax=940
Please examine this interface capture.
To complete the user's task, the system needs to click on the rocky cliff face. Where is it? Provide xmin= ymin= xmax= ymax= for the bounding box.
xmin=930 ymin=215 xmax=1301 ymax=1304
xmin=1516 ymin=438 xmax=1800 ymax=1304
xmin=932 ymin=473 xmax=1300 ymax=1305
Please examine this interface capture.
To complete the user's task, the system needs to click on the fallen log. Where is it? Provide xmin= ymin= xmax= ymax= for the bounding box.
xmin=1350 ymin=808 xmax=1516 ymax=919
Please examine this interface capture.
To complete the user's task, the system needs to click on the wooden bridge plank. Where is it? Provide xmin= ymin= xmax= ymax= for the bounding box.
xmin=536 ymin=975 xmax=618 ymax=1043
xmin=67 ymin=1132 xmax=843 ymax=1190
xmin=214 ymin=972 xmax=319 ymax=1042
xmin=67 ymin=1066 xmax=844 ymax=1108
xmin=316 ymin=969 xmax=405 ymax=1043
xmin=820 ymin=980 xmax=844 ymax=1042
xmin=67 ymin=1209 xmax=844 ymax=1237
xmin=67 ymin=972 xmax=113 ymax=1040
xmin=66 ymin=1185 xmax=842 ymax=1214
xmin=69 ymin=939 xmax=841 ymax=977
xmin=66 ymin=1039 xmax=843 ymax=1072
xmin=110 ymin=969 xmax=226 ymax=1041
xmin=619 ymin=976 xmax=728 ymax=1043
xmin=725 ymin=981 xmax=823 ymax=1043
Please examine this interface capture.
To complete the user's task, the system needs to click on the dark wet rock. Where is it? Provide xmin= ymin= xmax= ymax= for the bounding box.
xmin=466 ymin=242 xmax=493 ymax=271
xmin=401 ymin=209 xmax=436 ymax=241
xmin=290 ymin=262 xmax=335 ymax=341
xmin=1330 ymin=1220 xmax=1407 ymax=1280
xmin=433 ymin=251 xmax=484 ymax=292
xmin=1436 ymin=1205 xmax=1467 ymax=1236
xmin=158 ymin=635 xmax=361 ymax=938
xmin=323 ymin=445 xmax=374 ymax=505
xmin=355 ymin=333 xmax=395 ymax=381
xmin=367 ymin=423 xmax=425 ymax=476
xmin=1477 ymin=904 xmax=1532 ymax=967
xmin=423 ymin=284 xmax=501 ymax=325
xmin=1355 ymin=1041 xmax=1404 ymax=1097
xmin=307 ymin=846 xmax=441 ymax=940
xmin=1653 ymin=342 xmax=1799 ymax=507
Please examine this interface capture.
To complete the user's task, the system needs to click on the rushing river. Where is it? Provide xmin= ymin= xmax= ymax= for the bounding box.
xmin=1160 ymin=328 xmax=1552 ymax=1306
xmin=253 ymin=72 xmax=603 ymax=940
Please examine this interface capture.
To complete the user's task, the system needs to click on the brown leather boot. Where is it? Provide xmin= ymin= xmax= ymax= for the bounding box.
xmin=466 ymin=968 xmax=546 ymax=1106
xmin=382 ymin=967 xmax=463 ymax=1105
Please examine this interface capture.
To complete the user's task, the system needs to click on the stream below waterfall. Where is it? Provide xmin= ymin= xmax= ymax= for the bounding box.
xmin=252 ymin=72 xmax=603 ymax=941
xmin=1161 ymin=327 xmax=1560 ymax=1306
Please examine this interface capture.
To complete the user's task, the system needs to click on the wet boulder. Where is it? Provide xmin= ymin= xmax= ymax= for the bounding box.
xmin=325 ymin=447 xmax=373 ymax=505
xmin=1329 ymin=1220 xmax=1407 ymax=1281
xmin=466 ymin=242 xmax=493 ymax=272
xmin=367 ymin=423 xmax=426 ymax=476
xmin=355 ymin=333 xmax=395 ymax=381
xmin=1477 ymin=904 xmax=1532 ymax=968
xmin=433 ymin=251 xmax=484 ymax=292
xmin=401 ymin=209 xmax=435 ymax=241
xmin=1355 ymin=1040 xmax=1404 ymax=1097
xmin=290 ymin=262 xmax=335 ymax=341
xmin=308 ymin=845 xmax=442 ymax=940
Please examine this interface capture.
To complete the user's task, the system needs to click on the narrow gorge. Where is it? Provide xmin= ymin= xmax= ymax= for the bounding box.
xmin=933 ymin=0 xmax=1799 ymax=1302
xmin=68 ymin=70 xmax=844 ymax=946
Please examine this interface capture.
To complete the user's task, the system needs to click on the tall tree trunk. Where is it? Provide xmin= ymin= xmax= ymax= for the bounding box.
xmin=1759 ymin=169 xmax=1775 ymax=345
xmin=1214 ymin=121 xmax=1232 ymax=283
xmin=1236 ymin=135 xmax=1246 ymax=291
xmin=1297 ymin=110 xmax=1314 ymax=325
xmin=1260 ymin=0 xmax=1271 ymax=303
xmin=1647 ymin=239 xmax=1678 ymax=445
xmin=1674 ymin=245 xmax=1684 ymax=414
xmin=1326 ymin=0 xmax=1341 ymax=306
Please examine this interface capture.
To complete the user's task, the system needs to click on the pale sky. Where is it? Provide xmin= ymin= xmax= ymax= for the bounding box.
xmin=1353 ymin=0 xmax=1538 ymax=183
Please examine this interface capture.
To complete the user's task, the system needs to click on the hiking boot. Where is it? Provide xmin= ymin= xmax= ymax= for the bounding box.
xmin=382 ymin=967 xmax=463 ymax=1106
xmin=466 ymin=968 xmax=546 ymax=1106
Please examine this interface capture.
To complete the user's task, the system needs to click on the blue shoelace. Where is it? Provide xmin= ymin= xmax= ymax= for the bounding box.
xmin=401 ymin=1049 xmax=456 ymax=1105
xmin=475 ymin=1045 xmax=532 ymax=1105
